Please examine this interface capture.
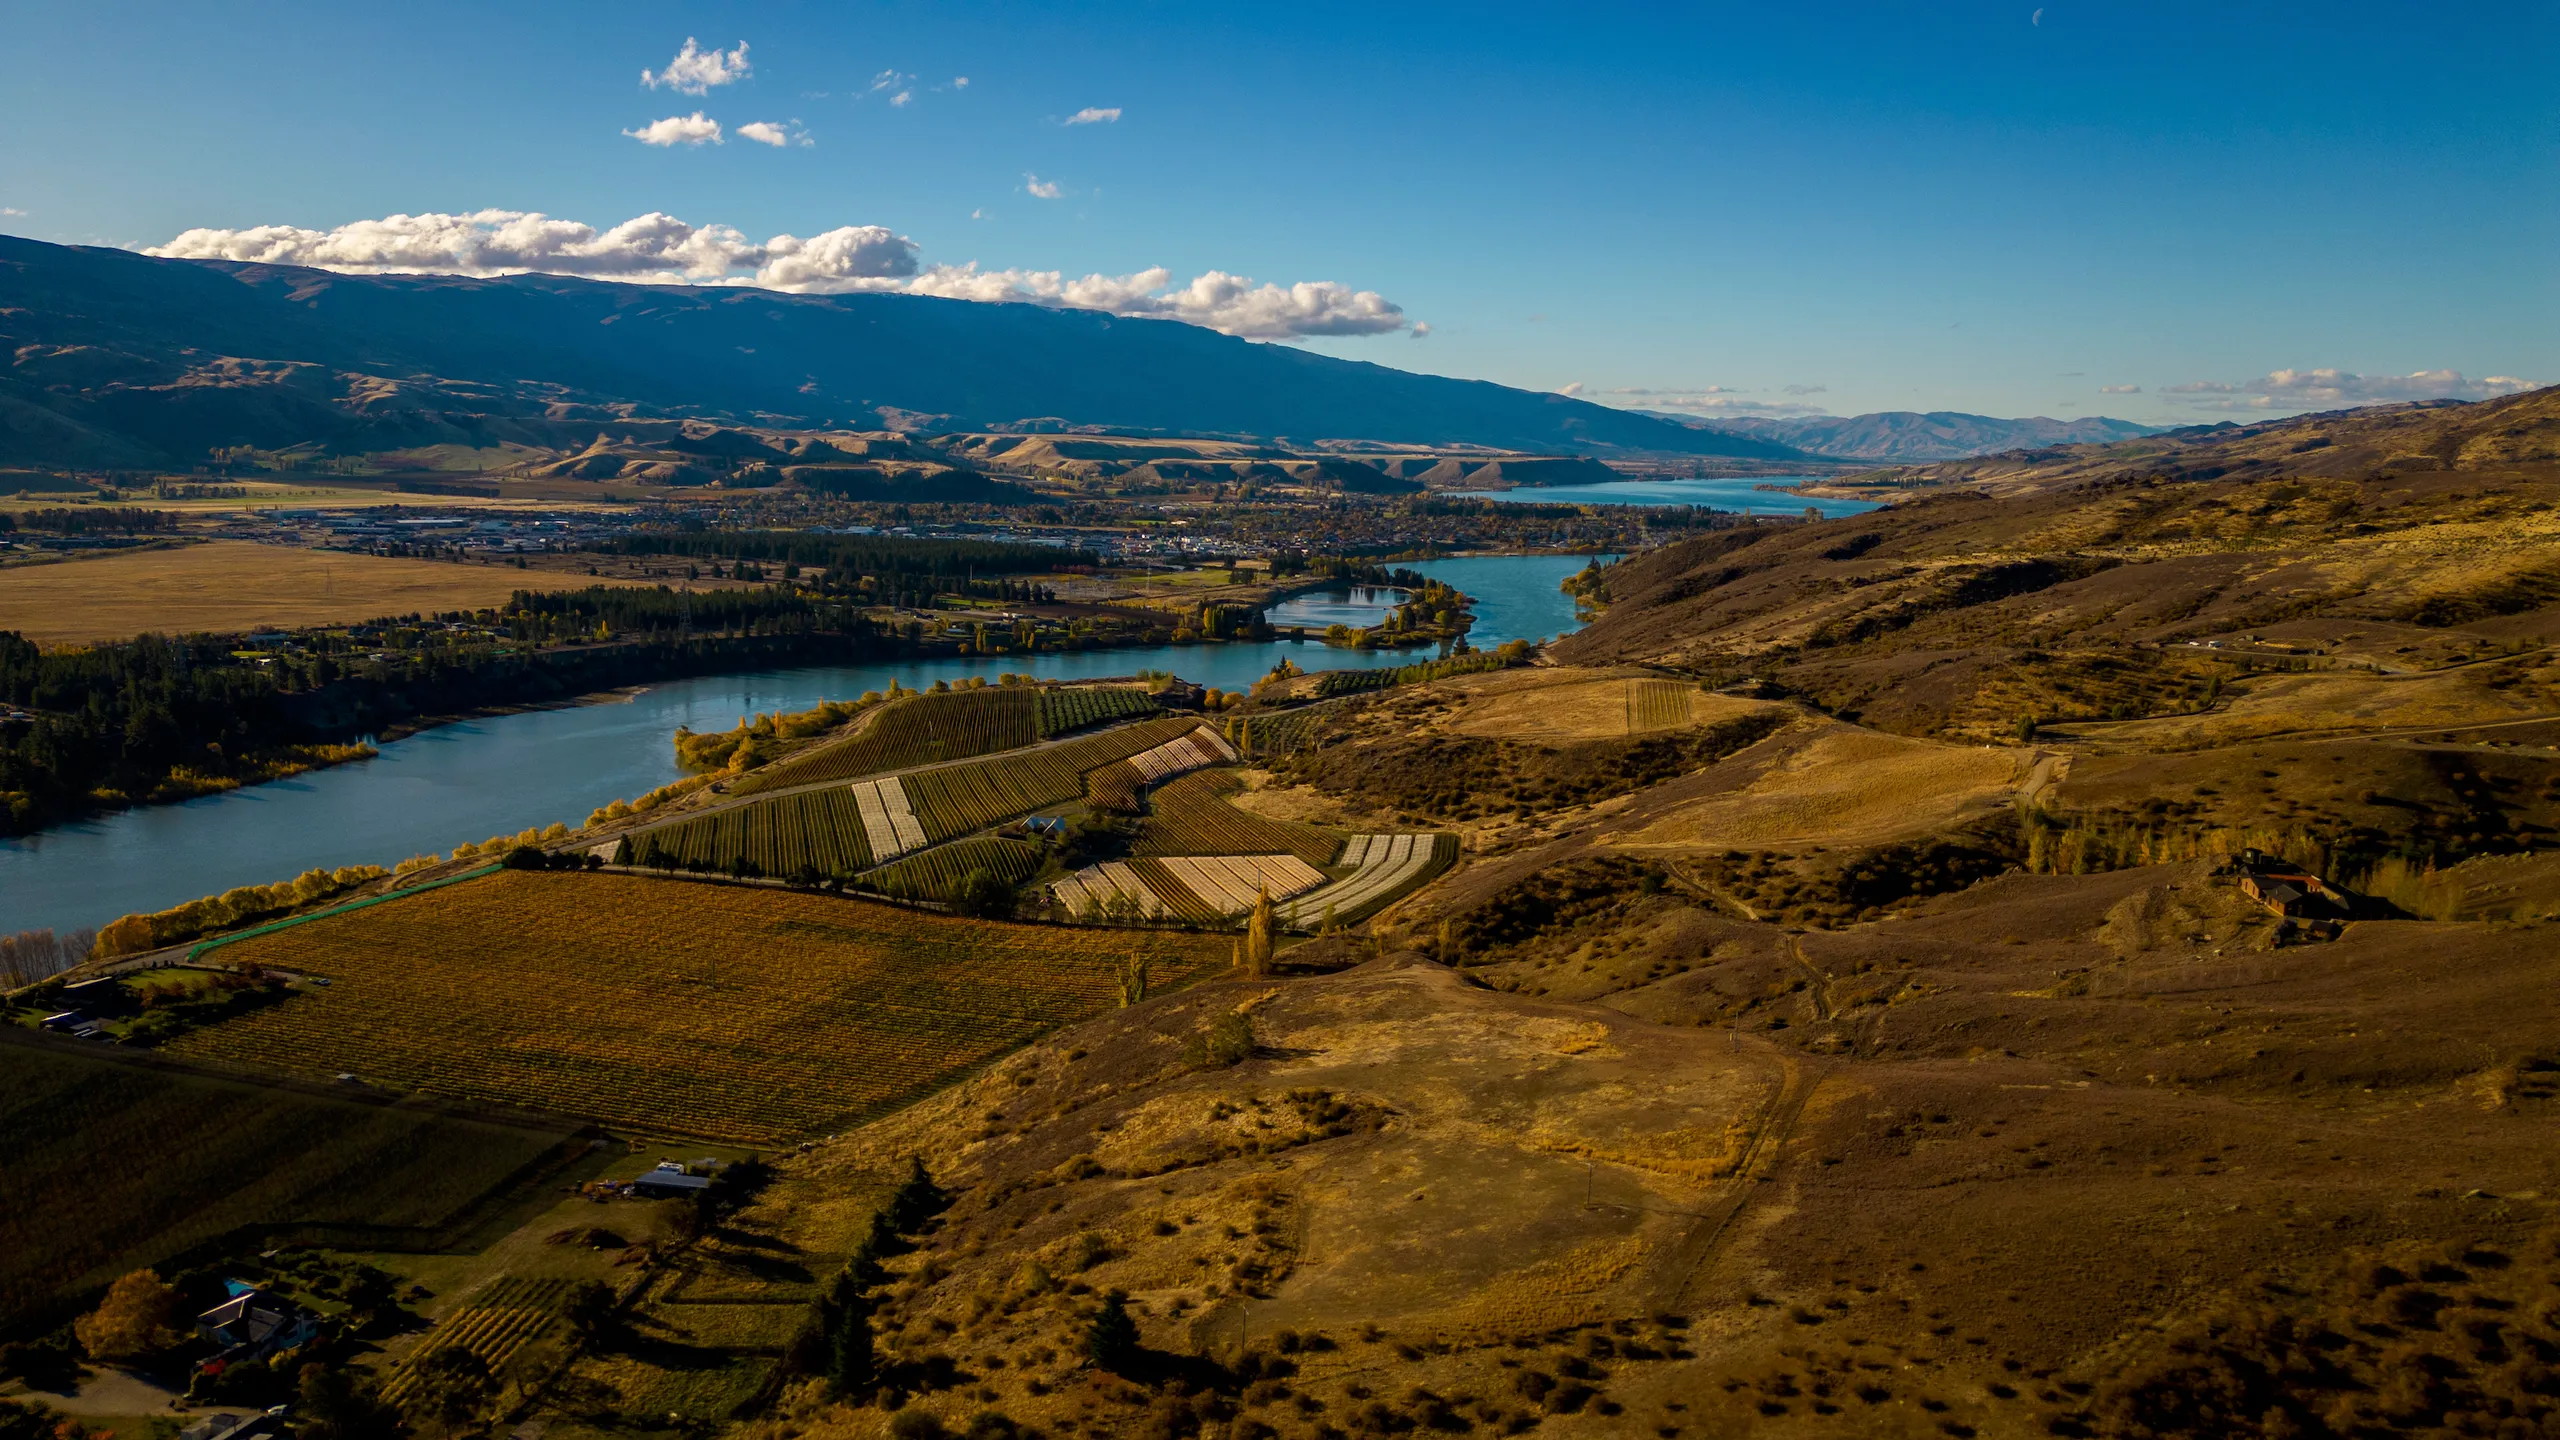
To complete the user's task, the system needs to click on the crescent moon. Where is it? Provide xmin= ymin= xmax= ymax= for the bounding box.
xmin=2032 ymin=7 xmax=2043 ymax=23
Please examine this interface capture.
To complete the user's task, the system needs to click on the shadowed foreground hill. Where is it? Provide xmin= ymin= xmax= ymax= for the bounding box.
xmin=0 ymin=235 xmax=1805 ymax=466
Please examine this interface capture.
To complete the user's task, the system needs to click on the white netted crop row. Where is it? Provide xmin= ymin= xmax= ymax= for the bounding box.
xmin=1127 ymin=727 xmax=1238 ymax=782
xmin=849 ymin=777 xmax=926 ymax=859
xmin=1052 ymin=861 xmax=1171 ymax=918
xmin=1159 ymin=854 xmax=1325 ymax=915
xmin=1280 ymin=833 xmax=1448 ymax=928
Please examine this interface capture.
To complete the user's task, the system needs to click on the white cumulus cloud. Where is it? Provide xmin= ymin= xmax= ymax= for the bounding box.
xmin=903 ymin=264 xmax=1406 ymax=339
xmin=625 ymin=112 xmax=723 ymax=146
xmin=140 ymin=209 xmax=1413 ymax=340
xmin=2098 ymin=383 xmax=2142 ymax=394
xmin=643 ymin=39 xmax=750 ymax=95
xmin=1023 ymin=174 xmax=1062 ymax=199
xmin=755 ymin=227 xmax=923 ymax=290
xmin=2164 ymin=368 xmax=2542 ymax=411
xmin=1064 ymin=106 xmax=1122 ymax=126
xmin=736 ymin=121 xmax=804 ymax=147
xmin=143 ymin=210 xmax=902 ymax=287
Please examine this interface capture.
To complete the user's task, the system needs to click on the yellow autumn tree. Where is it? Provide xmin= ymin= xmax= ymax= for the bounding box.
xmin=75 ymin=1269 xmax=180 ymax=1361
xmin=1244 ymin=888 xmax=1275 ymax=977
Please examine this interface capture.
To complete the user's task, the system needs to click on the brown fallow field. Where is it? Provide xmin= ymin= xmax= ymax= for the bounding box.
xmin=0 ymin=540 xmax=654 ymax=643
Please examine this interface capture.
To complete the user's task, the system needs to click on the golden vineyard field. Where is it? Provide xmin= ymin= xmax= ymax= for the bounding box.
xmin=162 ymin=872 xmax=1229 ymax=1144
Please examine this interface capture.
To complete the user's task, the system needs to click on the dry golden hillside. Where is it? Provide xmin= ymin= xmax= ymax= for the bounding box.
xmin=1857 ymin=383 xmax=2560 ymax=496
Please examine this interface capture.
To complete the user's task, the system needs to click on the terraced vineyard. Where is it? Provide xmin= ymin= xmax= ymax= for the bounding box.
xmin=1134 ymin=770 xmax=1342 ymax=867
xmin=1051 ymin=860 xmax=1179 ymax=921
xmin=1313 ymin=668 xmax=1398 ymax=699
xmin=905 ymin=715 xmax=1202 ymax=840
xmin=383 ymin=1276 xmax=568 ymax=1406
xmin=163 ymin=872 xmax=1229 ymax=1143
xmin=1156 ymin=854 xmax=1327 ymax=913
xmin=626 ymin=788 xmax=877 ymax=877
xmin=742 ymin=684 xmax=1162 ymax=793
xmin=1053 ymin=852 xmax=1326 ymax=923
xmin=1127 ymin=726 xmax=1237 ymax=780
xmin=635 ymin=716 xmax=1198 ymax=878
xmin=1037 ymin=684 xmax=1158 ymax=735
xmin=737 ymin=686 xmax=1038 ymax=792
xmin=868 ymin=836 xmax=1044 ymax=901
xmin=1220 ymin=699 xmax=1357 ymax=758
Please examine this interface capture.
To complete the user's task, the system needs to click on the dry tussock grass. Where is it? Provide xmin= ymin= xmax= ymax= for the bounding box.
xmin=1532 ymin=1118 xmax=1754 ymax=1183
xmin=1445 ymin=669 xmax=1780 ymax=741
xmin=1435 ymin=1235 xmax=1647 ymax=1337
xmin=2090 ymin=667 xmax=2537 ymax=747
xmin=1615 ymin=726 xmax=2031 ymax=851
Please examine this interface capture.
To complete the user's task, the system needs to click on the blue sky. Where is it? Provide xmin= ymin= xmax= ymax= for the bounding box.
xmin=2 ymin=1 xmax=2551 ymax=423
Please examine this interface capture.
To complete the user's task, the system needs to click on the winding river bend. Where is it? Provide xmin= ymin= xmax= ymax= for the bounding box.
xmin=1 ymin=553 xmax=1606 ymax=936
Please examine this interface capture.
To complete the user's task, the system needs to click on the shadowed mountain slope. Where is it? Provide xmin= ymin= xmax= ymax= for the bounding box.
xmin=0 ymin=236 xmax=1806 ymax=466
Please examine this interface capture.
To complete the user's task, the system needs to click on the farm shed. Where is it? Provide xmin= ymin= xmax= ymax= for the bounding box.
xmin=2232 ymin=849 xmax=2340 ymax=918
xmin=58 ymin=977 xmax=133 ymax=1016
xmin=632 ymin=1165 xmax=714 ymax=1199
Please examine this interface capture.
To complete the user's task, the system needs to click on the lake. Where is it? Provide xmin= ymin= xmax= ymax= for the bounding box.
xmin=0 ymin=553 xmax=1601 ymax=936
xmin=1450 ymin=474 xmax=1881 ymax=518
xmin=1264 ymin=584 xmax=1412 ymax=631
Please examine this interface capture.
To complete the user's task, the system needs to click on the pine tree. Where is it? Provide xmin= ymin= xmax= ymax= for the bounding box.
xmin=1085 ymin=1289 xmax=1141 ymax=1373
xmin=888 ymin=1155 xmax=948 ymax=1233
xmin=822 ymin=1268 xmax=878 ymax=1396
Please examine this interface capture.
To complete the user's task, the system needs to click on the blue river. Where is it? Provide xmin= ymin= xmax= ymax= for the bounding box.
xmin=0 ymin=553 xmax=1605 ymax=936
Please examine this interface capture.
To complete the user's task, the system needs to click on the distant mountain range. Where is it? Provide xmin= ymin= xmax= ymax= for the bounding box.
xmin=1643 ymin=409 xmax=2166 ymax=462
xmin=0 ymin=236 xmax=1805 ymax=468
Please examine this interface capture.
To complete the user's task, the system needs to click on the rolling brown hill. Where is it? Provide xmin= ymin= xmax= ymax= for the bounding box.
xmin=1852 ymin=384 xmax=2560 ymax=497
xmin=708 ymin=663 xmax=2560 ymax=1440
xmin=1557 ymin=396 xmax=2560 ymax=744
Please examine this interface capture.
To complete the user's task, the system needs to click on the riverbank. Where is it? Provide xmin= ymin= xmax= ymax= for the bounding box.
xmin=0 ymin=552 xmax=1599 ymax=936
xmin=3 ymin=621 xmax=1367 ymax=842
